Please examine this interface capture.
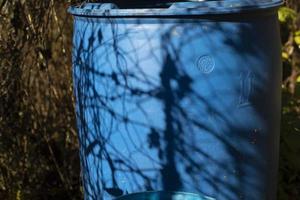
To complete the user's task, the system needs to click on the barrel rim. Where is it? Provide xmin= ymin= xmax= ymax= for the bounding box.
xmin=67 ymin=0 xmax=283 ymax=17
xmin=114 ymin=191 xmax=215 ymax=200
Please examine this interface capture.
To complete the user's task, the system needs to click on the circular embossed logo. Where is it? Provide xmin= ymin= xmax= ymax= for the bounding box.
xmin=197 ymin=55 xmax=215 ymax=74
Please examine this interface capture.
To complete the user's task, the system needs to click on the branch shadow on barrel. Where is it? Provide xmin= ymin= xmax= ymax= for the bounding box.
xmin=71 ymin=10 xmax=281 ymax=200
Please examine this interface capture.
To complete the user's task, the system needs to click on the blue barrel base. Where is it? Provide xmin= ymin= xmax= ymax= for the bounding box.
xmin=115 ymin=191 xmax=215 ymax=200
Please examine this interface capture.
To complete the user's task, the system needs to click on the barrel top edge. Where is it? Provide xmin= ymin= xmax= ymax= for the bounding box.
xmin=67 ymin=0 xmax=283 ymax=17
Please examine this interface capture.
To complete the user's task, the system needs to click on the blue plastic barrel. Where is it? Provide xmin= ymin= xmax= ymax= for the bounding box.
xmin=68 ymin=1 xmax=283 ymax=199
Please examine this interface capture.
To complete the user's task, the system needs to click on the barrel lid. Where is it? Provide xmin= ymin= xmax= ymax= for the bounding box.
xmin=68 ymin=0 xmax=283 ymax=17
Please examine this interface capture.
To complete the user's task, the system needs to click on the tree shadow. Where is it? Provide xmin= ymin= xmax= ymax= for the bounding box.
xmin=71 ymin=3 xmax=281 ymax=200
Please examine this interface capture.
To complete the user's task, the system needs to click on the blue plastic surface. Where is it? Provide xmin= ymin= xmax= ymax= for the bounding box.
xmin=69 ymin=1 xmax=282 ymax=200
xmin=115 ymin=191 xmax=215 ymax=200
xmin=68 ymin=0 xmax=283 ymax=17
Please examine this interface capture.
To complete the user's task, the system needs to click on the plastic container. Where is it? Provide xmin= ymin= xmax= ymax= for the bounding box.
xmin=68 ymin=1 xmax=283 ymax=199
xmin=115 ymin=191 xmax=214 ymax=200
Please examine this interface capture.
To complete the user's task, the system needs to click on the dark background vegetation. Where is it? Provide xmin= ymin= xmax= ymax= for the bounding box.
xmin=0 ymin=0 xmax=299 ymax=199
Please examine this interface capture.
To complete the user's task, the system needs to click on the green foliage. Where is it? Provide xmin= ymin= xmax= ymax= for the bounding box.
xmin=279 ymin=1 xmax=300 ymax=199
xmin=279 ymin=7 xmax=297 ymax=23
xmin=0 ymin=0 xmax=299 ymax=200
